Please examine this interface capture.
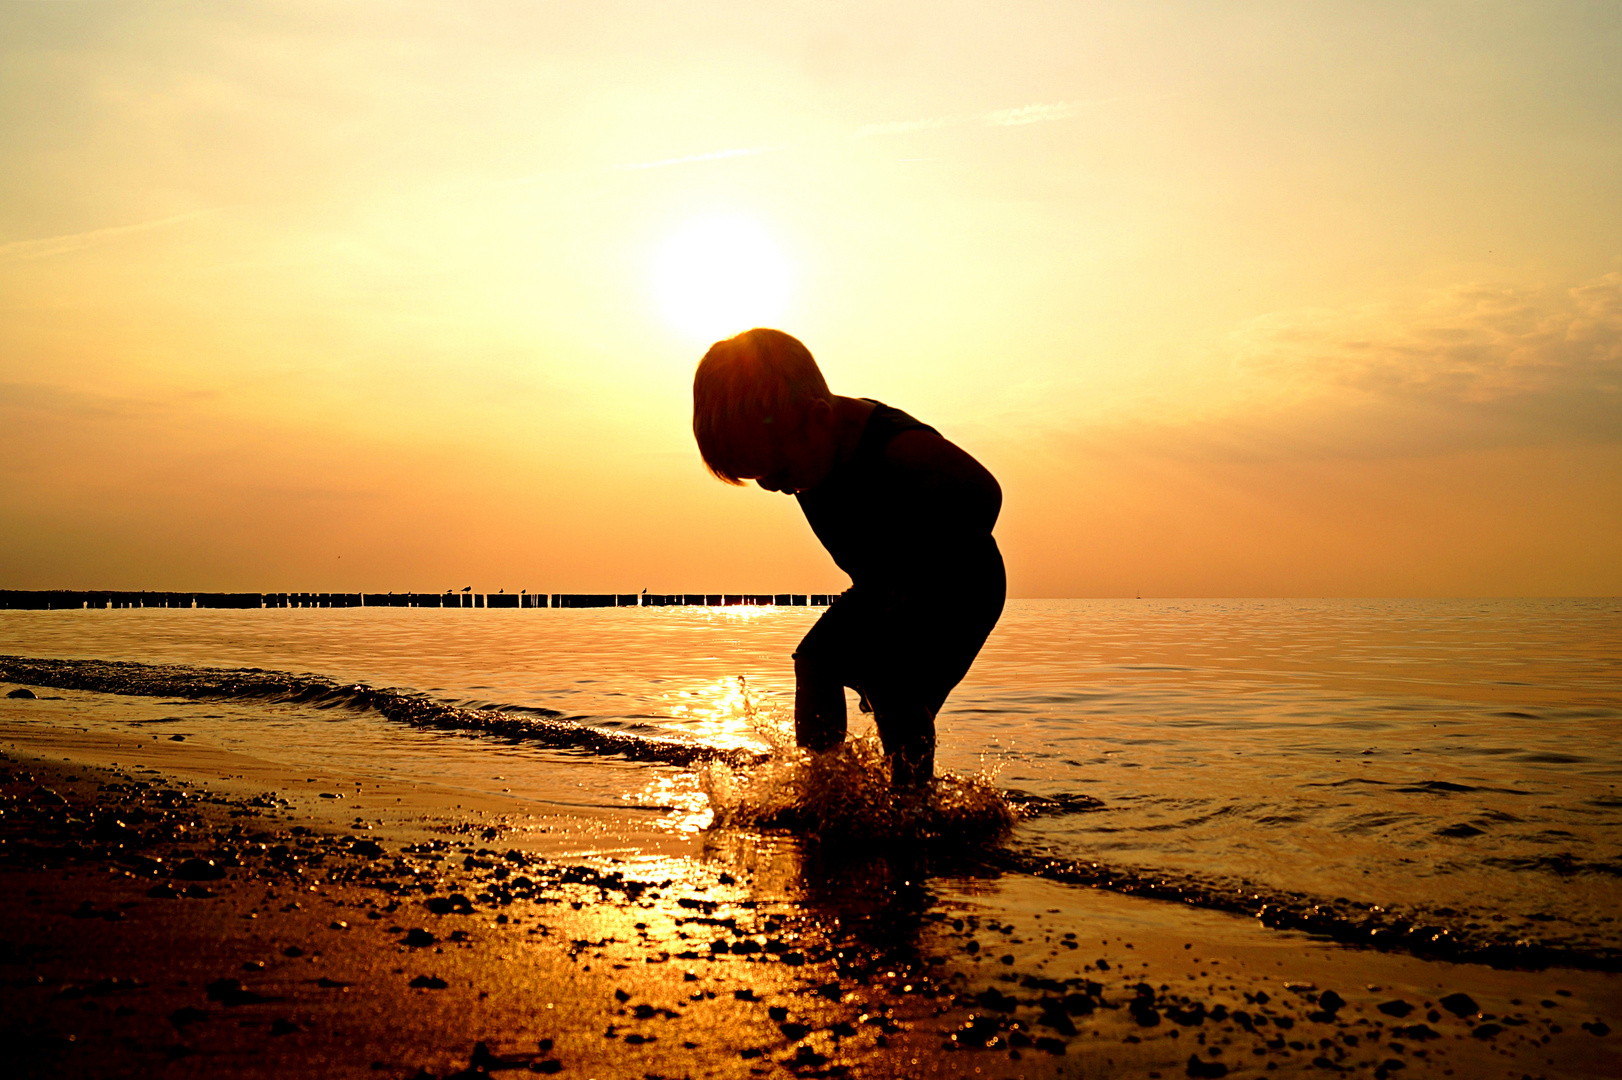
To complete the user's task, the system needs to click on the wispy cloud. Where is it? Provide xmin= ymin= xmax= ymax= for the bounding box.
xmin=984 ymin=102 xmax=1085 ymax=127
xmin=611 ymin=146 xmax=775 ymax=172
xmin=1230 ymin=273 xmax=1622 ymax=409
xmin=607 ymin=99 xmax=1091 ymax=174
xmin=852 ymin=115 xmax=960 ymax=138
xmin=854 ymin=100 xmax=1088 ymax=139
xmin=0 ymin=209 xmax=217 ymax=263
xmin=1152 ymin=272 xmax=1622 ymax=460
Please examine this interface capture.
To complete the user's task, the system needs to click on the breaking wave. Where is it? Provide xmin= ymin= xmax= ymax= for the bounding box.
xmin=0 ymin=655 xmax=759 ymax=767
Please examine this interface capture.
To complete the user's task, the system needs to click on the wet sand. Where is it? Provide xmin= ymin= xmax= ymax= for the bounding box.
xmin=3 ymin=690 xmax=1620 ymax=1079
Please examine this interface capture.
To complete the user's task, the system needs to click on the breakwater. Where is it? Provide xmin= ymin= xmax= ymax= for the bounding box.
xmin=0 ymin=590 xmax=834 ymax=610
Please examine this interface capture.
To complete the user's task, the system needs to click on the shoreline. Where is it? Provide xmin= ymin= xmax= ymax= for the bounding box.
xmin=6 ymin=654 xmax=1618 ymax=975
xmin=2 ymin=695 xmax=1619 ymax=1077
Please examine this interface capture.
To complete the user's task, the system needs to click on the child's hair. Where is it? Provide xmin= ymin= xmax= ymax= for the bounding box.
xmin=693 ymin=328 xmax=832 ymax=484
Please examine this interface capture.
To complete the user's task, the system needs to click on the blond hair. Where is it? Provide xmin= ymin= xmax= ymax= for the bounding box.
xmin=692 ymin=328 xmax=832 ymax=484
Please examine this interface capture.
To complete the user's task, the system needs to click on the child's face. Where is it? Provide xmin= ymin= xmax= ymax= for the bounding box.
xmin=734 ymin=401 xmax=838 ymax=494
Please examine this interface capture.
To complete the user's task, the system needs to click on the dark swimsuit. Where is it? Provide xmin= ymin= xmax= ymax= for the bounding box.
xmin=793 ymin=401 xmax=1005 ymax=749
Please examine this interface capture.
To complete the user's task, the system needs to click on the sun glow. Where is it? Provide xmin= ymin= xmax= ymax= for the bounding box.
xmin=651 ymin=215 xmax=793 ymax=342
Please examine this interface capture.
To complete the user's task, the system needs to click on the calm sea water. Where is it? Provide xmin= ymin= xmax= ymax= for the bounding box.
xmin=3 ymin=598 xmax=1619 ymax=958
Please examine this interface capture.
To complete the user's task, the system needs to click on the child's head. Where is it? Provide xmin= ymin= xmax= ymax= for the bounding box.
xmin=693 ymin=328 xmax=834 ymax=488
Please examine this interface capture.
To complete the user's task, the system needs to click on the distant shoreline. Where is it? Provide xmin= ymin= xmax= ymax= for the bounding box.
xmin=0 ymin=590 xmax=835 ymax=611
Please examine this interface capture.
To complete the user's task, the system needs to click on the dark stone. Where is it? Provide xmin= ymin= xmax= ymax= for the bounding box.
xmin=1393 ymin=1024 xmax=1441 ymax=1041
xmin=1583 ymin=1021 xmax=1611 ymax=1036
xmin=1377 ymin=1000 xmax=1414 ymax=1018
xmin=1439 ymin=993 xmax=1479 ymax=1017
xmin=779 ymin=1022 xmax=810 ymax=1041
xmin=1129 ymin=999 xmax=1161 ymax=1027
xmin=1038 ymin=1009 xmax=1077 ymax=1036
xmin=1186 ymin=1054 xmax=1229 ymax=1078
xmin=976 ymin=987 xmax=1018 ymax=1012
xmin=1472 ymin=1023 xmax=1503 ymax=1040
xmin=1034 ymin=1037 xmax=1066 ymax=1055
xmin=409 ymin=975 xmax=448 ymax=989
xmin=169 ymin=734 xmax=186 ymax=742
xmin=6 ymin=687 xmax=37 ymax=698
xmin=1318 ymin=990 xmax=1346 ymax=1013
xmin=205 ymin=978 xmax=263 ymax=1006
xmin=169 ymin=1006 xmax=208 ymax=1029
xmin=403 ymin=929 xmax=436 ymax=948
xmin=174 ymin=858 xmax=225 ymax=881
xmin=270 ymin=1018 xmax=299 ymax=1036
xmin=1064 ymin=993 xmax=1098 ymax=1016
xmin=352 ymin=840 xmax=385 ymax=858
xmin=533 ymin=1062 xmax=562 ymax=1074
xmin=283 ymin=946 xmax=303 ymax=957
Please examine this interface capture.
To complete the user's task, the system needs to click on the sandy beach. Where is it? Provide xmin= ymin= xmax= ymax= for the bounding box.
xmin=3 ymin=688 xmax=1618 ymax=1080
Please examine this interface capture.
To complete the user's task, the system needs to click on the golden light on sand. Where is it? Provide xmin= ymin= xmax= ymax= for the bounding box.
xmin=651 ymin=214 xmax=792 ymax=342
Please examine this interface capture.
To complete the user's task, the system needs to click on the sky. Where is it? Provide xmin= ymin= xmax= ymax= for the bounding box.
xmin=2 ymin=1 xmax=1618 ymax=597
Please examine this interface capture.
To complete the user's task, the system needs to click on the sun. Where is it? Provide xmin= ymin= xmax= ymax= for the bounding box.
xmin=652 ymin=214 xmax=793 ymax=342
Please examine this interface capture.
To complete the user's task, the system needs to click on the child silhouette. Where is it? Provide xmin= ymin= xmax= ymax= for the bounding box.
xmin=693 ymin=328 xmax=1005 ymax=788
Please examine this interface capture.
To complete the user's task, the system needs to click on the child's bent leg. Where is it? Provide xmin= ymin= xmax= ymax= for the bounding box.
xmin=793 ymin=652 xmax=846 ymax=752
xmin=868 ymin=692 xmax=936 ymax=790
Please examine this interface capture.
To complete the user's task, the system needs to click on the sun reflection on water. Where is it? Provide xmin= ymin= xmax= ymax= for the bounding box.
xmin=662 ymin=674 xmax=791 ymax=752
xmin=626 ymin=674 xmax=794 ymax=832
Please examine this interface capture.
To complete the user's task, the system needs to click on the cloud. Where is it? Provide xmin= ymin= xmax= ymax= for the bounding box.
xmin=586 ymin=91 xmax=1108 ymax=184
xmin=852 ymin=115 xmax=960 ymax=138
xmin=983 ymin=102 xmax=1084 ymax=127
xmin=1232 ymin=274 xmax=1622 ymax=403
xmin=1046 ymin=272 xmax=1622 ymax=465
xmin=0 ymin=210 xmax=216 ymax=263
xmin=854 ymin=100 xmax=1086 ymax=139
xmin=610 ymin=146 xmax=775 ymax=172
xmin=1218 ymin=272 xmax=1622 ymax=452
xmin=614 ymin=99 xmax=1092 ymax=173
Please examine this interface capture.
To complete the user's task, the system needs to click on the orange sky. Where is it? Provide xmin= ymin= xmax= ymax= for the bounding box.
xmin=2 ymin=2 xmax=1619 ymax=596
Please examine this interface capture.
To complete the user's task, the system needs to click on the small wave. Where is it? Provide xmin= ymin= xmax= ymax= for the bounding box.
xmin=1392 ymin=780 xmax=1531 ymax=796
xmin=0 ymin=656 xmax=761 ymax=768
xmin=996 ymin=849 xmax=1622 ymax=972
xmin=1002 ymin=790 xmax=1107 ymax=817
xmin=1482 ymin=853 xmax=1622 ymax=878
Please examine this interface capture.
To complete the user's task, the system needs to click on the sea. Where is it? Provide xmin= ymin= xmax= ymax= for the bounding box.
xmin=3 ymin=598 xmax=1619 ymax=969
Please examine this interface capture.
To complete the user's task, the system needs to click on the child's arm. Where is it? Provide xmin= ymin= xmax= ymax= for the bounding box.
xmin=883 ymin=428 xmax=1003 ymax=538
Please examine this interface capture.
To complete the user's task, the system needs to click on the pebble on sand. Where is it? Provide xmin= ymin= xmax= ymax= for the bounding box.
xmin=1439 ymin=992 xmax=1479 ymax=1017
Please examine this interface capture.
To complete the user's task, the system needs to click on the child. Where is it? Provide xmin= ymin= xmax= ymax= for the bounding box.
xmin=692 ymin=328 xmax=1005 ymax=788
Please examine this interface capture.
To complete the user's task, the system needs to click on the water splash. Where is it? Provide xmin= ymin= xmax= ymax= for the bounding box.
xmin=700 ymin=735 xmax=1017 ymax=847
